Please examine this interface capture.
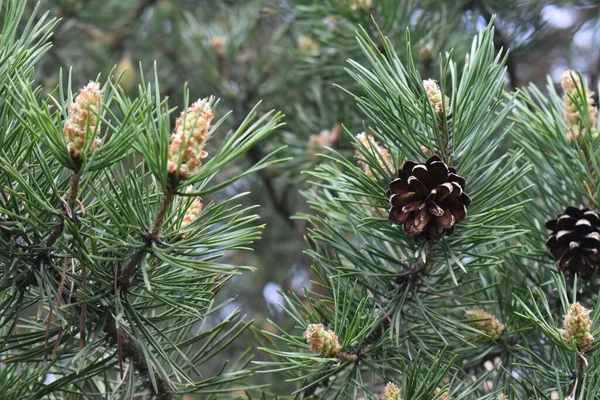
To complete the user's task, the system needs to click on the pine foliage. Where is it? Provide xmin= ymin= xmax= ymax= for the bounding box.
xmin=2 ymin=1 xmax=600 ymax=400
xmin=0 ymin=1 xmax=284 ymax=398
xmin=257 ymin=14 xmax=600 ymax=400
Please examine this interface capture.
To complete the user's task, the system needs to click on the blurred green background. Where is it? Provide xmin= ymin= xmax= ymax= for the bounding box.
xmin=23 ymin=0 xmax=600 ymax=395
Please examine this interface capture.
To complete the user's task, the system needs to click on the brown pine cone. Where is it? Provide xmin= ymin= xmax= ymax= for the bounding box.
xmin=546 ymin=207 xmax=600 ymax=278
xmin=388 ymin=155 xmax=471 ymax=240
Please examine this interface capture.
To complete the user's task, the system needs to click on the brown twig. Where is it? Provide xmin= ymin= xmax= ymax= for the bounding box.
xmin=80 ymin=261 xmax=87 ymax=349
xmin=68 ymin=173 xmax=80 ymax=212
xmin=118 ymin=178 xmax=177 ymax=288
xmin=104 ymin=315 xmax=172 ymax=399
xmin=573 ymin=352 xmax=587 ymax=399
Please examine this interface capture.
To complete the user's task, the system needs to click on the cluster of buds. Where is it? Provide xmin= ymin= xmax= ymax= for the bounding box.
xmin=297 ymin=35 xmax=320 ymax=53
xmin=303 ymin=323 xmax=341 ymax=358
xmin=465 ymin=309 xmax=505 ymax=341
xmin=561 ymin=69 xmax=598 ymax=141
xmin=496 ymin=395 xmax=508 ymax=400
xmin=355 ymin=133 xmax=394 ymax=178
xmin=423 ymin=79 xmax=450 ymax=118
xmin=432 ymin=388 xmax=450 ymax=400
xmin=63 ymin=81 xmax=103 ymax=159
xmin=182 ymin=192 xmax=203 ymax=229
xmin=167 ymin=98 xmax=214 ymax=178
xmin=306 ymin=124 xmax=341 ymax=157
xmin=381 ymin=382 xmax=402 ymax=400
xmin=559 ymin=302 xmax=594 ymax=352
xmin=348 ymin=0 xmax=373 ymax=10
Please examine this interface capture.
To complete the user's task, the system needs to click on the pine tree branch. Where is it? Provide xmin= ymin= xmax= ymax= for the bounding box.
xmin=18 ymin=165 xmax=84 ymax=292
xmin=68 ymin=173 xmax=80 ymax=212
xmin=574 ymin=353 xmax=587 ymax=399
xmin=47 ymin=160 xmax=82 ymax=248
xmin=104 ymin=314 xmax=173 ymax=399
xmin=119 ymin=177 xmax=178 ymax=289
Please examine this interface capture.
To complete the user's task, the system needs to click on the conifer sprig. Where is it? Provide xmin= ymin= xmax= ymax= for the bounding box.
xmin=0 ymin=1 xmax=284 ymax=397
xmin=259 ymin=21 xmax=531 ymax=398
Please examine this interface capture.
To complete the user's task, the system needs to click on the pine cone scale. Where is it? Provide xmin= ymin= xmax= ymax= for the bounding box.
xmin=436 ymin=210 xmax=454 ymax=228
xmin=428 ymin=203 xmax=444 ymax=216
xmin=427 ymin=160 xmax=449 ymax=185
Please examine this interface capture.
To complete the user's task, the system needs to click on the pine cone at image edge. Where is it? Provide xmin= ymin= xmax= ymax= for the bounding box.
xmin=388 ymin=155 xmax=471 ymax=240
xmin=546 ymin=206 xmax=600 ymax=278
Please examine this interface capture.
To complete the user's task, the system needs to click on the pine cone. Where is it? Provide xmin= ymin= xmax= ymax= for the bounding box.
xmin=388 ymin=155 xmax=471 ymax=239
xmin=546 ymin=207 xmax=600 ymax=278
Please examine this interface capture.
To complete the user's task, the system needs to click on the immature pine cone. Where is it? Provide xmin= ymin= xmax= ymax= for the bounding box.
xmin=348 ymin=0 xmax=372 ymax=10
xmin=304 ymin=324 xmax=341 ymax=358
xmin=545 ymin=207 xmax=600 ymax=278
xmin=382 ymin=382 xmax=402 ymax=400
xmin=560 ymin=303 xmax=594 ymax=352
xmin=182 ymin=197 xmax=203 ymax=228
xmin=355 ymin=133 xmax=394 ymax=178
xmin=63 ymin=81 xmax=103 ymax=158
xmin=561 ymin=69 xmax=598 ymax=141
xmin=114 ymin=58 xmax=136 ymax=93
xmin=167 ymin=99 xmax=214 ymax=178
xmin=423 ymin=79 xmax=450 ymax=118
xmin=297 ymin=36 xmax=320 ymax=53
xmin=465 ymin=309 xmax=505 ymax=341
xmin=306 ymin=124 xmax=340 ymax=157
xmin=210 ymin=36 xmax=226 ymax=55
xmin=388 ymin=155 xmax=470 ymax=239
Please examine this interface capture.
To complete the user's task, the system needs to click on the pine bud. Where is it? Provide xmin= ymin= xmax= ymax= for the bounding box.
xmin=298 ymin=35 xmax=320 ymax=53
xmin=559 ymin=302 xmax=594 ymax=352
xmin=381 ymin=382 xmax=402 ymax=400
xmin=496 ymin=394 xmax=508 ymax=400
xmin=63 ymin=81 xmax=103 ymax=159
xmin=432 ymin=388 xmax=449 ymax=400
xmin=210 ymin=36 xmax=226 ymax=55
xmin=423 ymin=79 xmax=450 ymax=118
xmin=303 ymin=323 xmax=341 ymax=358
xmin=114 ymin=58 xmax=136 ymax=93
xmin=465 ymin=309 xmax=505 ymax=341
xmin=306 ymin=124 xmax=341 ymax=157
xmin=348 ymin=0 xmax=373 ymax=10
xmin=182 ymin=197 xmax=203 ymax=228
xmin=355 ymin=133 xmax=394 ymax=178
xmin=561 ymin=69 xmax=598 ymax=141
xmin=167 ymin=99 xmax=214 ymax=178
